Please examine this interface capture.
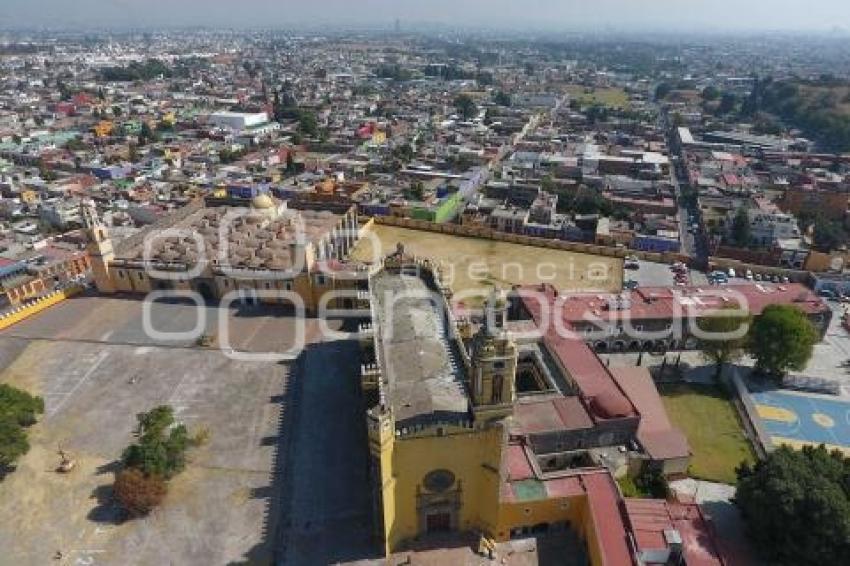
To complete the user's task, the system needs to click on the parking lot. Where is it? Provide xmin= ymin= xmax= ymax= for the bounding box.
xmin=627 ymin=260 xmax=708 ymax=289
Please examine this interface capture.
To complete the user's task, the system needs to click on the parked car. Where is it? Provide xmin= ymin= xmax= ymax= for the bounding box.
xmin=624 ymin=280 xmax=640 ymax=290
xmin=818 ymin=289 xmax=837 ymax=299
xmin=745 ymin=269 xmax=753 ymax=280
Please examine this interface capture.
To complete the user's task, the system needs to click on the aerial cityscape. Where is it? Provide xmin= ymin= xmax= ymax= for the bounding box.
xmin=2 ymin=2 xmax=850 ymax=565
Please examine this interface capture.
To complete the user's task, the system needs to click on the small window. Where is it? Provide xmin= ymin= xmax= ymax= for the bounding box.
xmin=118 ymin=271 xmax=125 ymax=279
xmin=493 ymin=360 xmax=506 ymax=370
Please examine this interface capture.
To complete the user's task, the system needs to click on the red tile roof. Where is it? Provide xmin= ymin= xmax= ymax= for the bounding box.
xmin=624 ymin=498 xmax=725 ymax=566
xmin=519 ymin=288 xmax=638 ymax=419
xmin=514 ymin=396 xmax=593 ymax=434
xmin=505 ymin=443 xmax=535 ymax=482
xmin=551 ymin=283 xmax=827 ymax=323
xmin=610 ymin=367 xmax=690 ymax=461
xmin=583 ymin=472 xmax=636 ymax=566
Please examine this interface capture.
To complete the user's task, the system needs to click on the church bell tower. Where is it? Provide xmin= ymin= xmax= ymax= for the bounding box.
xmin=81 ymin=200 xmax=116 ymax=294
xmin=469 ymin=291 xmax=517 ymax=422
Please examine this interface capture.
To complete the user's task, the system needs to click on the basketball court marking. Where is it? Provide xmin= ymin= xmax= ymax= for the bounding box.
xmin=752 ymin=389 xmax=850 ymax=453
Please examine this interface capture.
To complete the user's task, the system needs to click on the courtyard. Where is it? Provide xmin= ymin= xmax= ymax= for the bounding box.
xmin=0 ymin=294 xmax=375 ymax=565
xmin=350 ymin=224 xmax=623 ymax=305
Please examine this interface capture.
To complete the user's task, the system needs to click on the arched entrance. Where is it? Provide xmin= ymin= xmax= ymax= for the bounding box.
xmin=195 ymin=281 xmax=216 ymax=303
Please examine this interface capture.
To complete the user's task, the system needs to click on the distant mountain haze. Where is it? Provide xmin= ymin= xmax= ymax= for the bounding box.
xmin=0 ymin=0 xmax=847 ymax=32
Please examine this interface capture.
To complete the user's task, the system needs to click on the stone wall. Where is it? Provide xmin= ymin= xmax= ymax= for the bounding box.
xmin=371 ymin=215 xmax=690 ymax=264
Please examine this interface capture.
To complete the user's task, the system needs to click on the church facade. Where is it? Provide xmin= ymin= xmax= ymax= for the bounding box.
xmin=358 ymin=246 xmax=677 ymax=564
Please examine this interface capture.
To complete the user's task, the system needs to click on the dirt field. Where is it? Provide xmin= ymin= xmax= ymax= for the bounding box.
xmin=351 ymin=224 xmax=623 ymax=306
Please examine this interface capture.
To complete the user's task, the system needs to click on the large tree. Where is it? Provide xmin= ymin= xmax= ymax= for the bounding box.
xmin=696 ymin=308 xmax=751 ymax=379
xmin=731 ymin=207 xmax=751 ymax=247
xmin=122 ymin=405 xmax=195 ymax=480
xmin=454 ymin=94 xmax=477 ymax=121
xmin=736 ymin=445 xmax=850 ymax=565
xmin=747 ymin=304 xmax=818 ymax=377
xmin=813 ymin=220 xmax=847 ymax=252
xmin=0 ymin=384 xmax=44 ymax=473
xmin=113 ymin=468 xmax=167 ymax=517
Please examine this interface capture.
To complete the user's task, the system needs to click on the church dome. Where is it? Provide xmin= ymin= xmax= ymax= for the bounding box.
xmin=251 ymin=193 xmax=276 ymax=210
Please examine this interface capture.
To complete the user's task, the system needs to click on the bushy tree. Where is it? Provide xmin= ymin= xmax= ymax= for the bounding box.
xmin=736 ymin=445 xmax=850 ymax=565
xmin=718 ymin=92 xmax=737 ymax=114
xmin=813 ymin=220 xmax=847 ymax=252
xmin=701 ymin=86 xmax=720 ymax=101
xmin=697 ymin=308 xmax=751 ymax=379
xmin=493 ymin=90 xmax=511 ymax=107
xmin=0 ymin=416 xmax=30 ymax=470
xmin=113 ymin=468 xmax=167 ymax=517
xmin=747 ymin=305 xmax=818 ymax=377
xmin=297 ymin=111 xmax=318 ymax=137
xmin=454 ymin=94 xmax=477 ymax=120
xmin=121 ymin=406 xmax=194 ymax=480
xmin=654 ymin=82 xmax=673 ymax=101
xmin=731 ymin=207 xmax=751 ymax=247
xmin=0 ymin=384 xmax=43 ymax=472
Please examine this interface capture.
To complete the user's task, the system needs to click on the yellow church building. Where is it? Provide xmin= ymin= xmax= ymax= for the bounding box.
xmin=357 ymin=245 xmax=659 ymax=565
xmin=81 ymin=195 xmax=364 ymax=313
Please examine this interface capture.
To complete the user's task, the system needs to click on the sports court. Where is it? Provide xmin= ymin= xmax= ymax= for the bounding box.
xmin=752 ymin=389 xmax=850 ymax=454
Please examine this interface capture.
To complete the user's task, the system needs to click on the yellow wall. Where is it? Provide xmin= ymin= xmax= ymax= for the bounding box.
xmin=496 ymin=495 xmax=586 ymax=540
xmin=385 ymin=425 xmax=504 ymax=551
xmin=0 ymin=285 xmax=83 ymax=331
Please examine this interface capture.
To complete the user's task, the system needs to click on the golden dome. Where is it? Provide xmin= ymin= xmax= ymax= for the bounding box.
xmin=251 ymin=193 xmax=275 ymax=210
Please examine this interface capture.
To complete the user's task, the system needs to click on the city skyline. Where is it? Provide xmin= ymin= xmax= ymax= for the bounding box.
xmin=1 ymin=0 xmax=849 ymax=33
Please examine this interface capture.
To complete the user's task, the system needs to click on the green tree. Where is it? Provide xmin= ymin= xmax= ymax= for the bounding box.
xmin=813 ymin=220 xmax=847 ymax=252
xmin=0 ymin=417 xmax=29 ymax=471
xmin=493 ymin=91 xmax=511 ymax=107
xmin=0 ymin=384 xmax=43 ymax=472
xmin=454 ymin=94 xmax=477 ymax=120
xmin=297 ymin=111 xmax=318 ymax=137
xmin=718 ymin=92 xmax=737 ymax=114
xmin=121 ymin=405 xmax=196 ymax=480
xmin=732 ymin=207 xmax=751 ymax=247
xmin=736 ymin=445 xmax=850 ymax=565
xmin=701 ymin=85 xmax=720 ymax=101
xmin=405 ymin=181 xmax=425 ymax=201
xmin=138 ymin=122 xmax=158 ymax=146
xmin=285 ymin=151 xmax=296 ymax=174
xmin=747 ymin=305 xmax=818 ymax=377
xmin=697 ymin=308 xmax=751 ymax=379
xmin=654 ymin=82 xmax=673 ymax=101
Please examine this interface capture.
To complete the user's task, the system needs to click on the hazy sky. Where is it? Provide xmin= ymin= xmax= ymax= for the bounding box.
xmin=1 ymin=0 xmax=848 ymax=32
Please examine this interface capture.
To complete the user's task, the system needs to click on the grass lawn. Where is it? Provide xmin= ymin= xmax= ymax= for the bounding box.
xmin=660 ymin=382 xmax=756 ymax=484
xmin=565 ymin=84 xmax=630 ymax=109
